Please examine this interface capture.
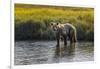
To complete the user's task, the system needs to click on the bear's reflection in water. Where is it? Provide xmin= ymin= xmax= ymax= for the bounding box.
xmin=54 ymin=43 xmax=76 ymax=63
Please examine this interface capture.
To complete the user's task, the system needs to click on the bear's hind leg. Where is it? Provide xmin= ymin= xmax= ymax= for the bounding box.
xmin=73 ymin=33 xmax=77 ymax=42
xmin=69 ymin=34 xmax=74 ymax=44
xmin=63 ymin=35 xmax=67 ymax=46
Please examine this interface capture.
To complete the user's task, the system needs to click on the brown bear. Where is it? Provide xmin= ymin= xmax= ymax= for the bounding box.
xmin=51 ymin=22 xmax=77 ymax=46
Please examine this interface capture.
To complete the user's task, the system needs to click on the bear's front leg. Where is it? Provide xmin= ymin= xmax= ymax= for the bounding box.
xmin=56 ymin=33 xmax=60 ymax=47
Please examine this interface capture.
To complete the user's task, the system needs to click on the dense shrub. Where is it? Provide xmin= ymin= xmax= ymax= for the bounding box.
xmin=15 ymin=4 xmax=94 ymax=41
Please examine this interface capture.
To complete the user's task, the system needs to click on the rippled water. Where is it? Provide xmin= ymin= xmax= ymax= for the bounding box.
xmin=14 ymin=41 xmax=94 ymax=65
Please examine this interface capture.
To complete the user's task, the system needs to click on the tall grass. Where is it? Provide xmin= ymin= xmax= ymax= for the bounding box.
xmin=15 ymin=4 xmax=94 ymax=41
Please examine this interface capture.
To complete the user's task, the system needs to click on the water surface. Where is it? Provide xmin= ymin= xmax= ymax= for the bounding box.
xmin=14 ymin=41 xmax=94 ymax=65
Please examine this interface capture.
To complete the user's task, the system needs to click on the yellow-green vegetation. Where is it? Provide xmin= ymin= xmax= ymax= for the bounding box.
xmin=15 ymin=4 xmax=94 ymax=41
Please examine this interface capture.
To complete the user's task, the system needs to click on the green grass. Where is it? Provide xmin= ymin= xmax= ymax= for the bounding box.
xmin=15 ymin=4 xmax=94 ymax=41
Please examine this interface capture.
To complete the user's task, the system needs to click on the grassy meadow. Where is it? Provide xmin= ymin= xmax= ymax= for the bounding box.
xmin=15 ymin=4 xmax=94 ymax=41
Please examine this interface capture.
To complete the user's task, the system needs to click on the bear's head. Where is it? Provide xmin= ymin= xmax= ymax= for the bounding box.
xmin=50 ymin=22 xmax=59 ymax=31
xmin=50 ymin=22 xmax=66 ymax=31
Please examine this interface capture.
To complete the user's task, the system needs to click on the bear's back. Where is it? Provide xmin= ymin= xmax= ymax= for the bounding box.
xmin=65 ymin=23 xmax=76 ymax=30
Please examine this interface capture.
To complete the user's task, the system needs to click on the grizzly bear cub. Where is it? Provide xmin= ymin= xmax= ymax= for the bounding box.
xmin=51 ymin=22 xmax=77 ymax=46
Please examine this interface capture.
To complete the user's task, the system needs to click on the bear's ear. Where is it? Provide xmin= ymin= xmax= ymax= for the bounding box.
xmin=51 ymin=23 xmax=53 ymax=26
xmin=56 ymin=23 xmax=59 ymax=25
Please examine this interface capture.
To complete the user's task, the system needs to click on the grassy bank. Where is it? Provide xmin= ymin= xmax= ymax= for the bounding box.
xmin=15 ymin=4 xmax=94 ymax=41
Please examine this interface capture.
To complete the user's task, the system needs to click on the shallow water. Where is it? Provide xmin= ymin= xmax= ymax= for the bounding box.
xmin=14 ymin=41 xmax=94 ymax=65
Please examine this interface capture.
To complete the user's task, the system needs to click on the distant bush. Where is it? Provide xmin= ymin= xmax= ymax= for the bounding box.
xmin=15 ymin=4 xmax=94 ymax=41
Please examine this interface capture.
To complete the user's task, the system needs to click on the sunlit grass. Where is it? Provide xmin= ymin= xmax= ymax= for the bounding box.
xmin=15 ymin=4 xmax=94 ymax=41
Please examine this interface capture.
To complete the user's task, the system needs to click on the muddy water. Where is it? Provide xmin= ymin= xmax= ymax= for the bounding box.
xmin=14 ymin=41 xmax=94 ymax=65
